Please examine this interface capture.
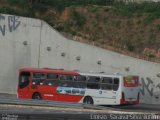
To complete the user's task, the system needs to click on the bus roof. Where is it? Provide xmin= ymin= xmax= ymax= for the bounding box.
xmin=78 ymin=71 xmax=124 ymax=78
xmin=19 ymin=68 xmax=80 ymax=75
xmin=19 ymin=68 xmax=137 ymax=78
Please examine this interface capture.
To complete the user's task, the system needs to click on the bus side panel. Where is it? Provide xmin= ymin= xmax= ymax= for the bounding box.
xmin=18 ymin=89 xmax=32 ymax=99
xmin=32 ymin=85 xmax=57 ymax=100
xmin=84 ymin=87 xmax=122 ymax=105
xmin=32 ymin=85 xmax=83 ymax=102
xmin=55 ymin=94 xmax=83 ymax=102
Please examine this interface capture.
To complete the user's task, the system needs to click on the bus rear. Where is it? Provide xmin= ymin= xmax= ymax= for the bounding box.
xmin=120 ymin=76 xmax=140 ymax=105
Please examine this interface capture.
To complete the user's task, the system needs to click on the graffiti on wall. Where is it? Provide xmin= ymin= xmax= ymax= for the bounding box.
xmin=0 ymin=15 xmax=21 ymax=36
xmin=140 ymin=77 xmax=160 ymax=99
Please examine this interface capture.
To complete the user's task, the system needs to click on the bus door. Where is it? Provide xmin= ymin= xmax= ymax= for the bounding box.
xmin=18 ymin=72 xmax=31 ymax=98
xmin=99 ymin=77 xmax=119 ymax=104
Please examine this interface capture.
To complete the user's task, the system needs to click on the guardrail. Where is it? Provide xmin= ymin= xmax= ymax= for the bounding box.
xmin=1 ymin=98 xmax=160 ymax=114
xmin=0 ymin=98 xmax=108 ymax=110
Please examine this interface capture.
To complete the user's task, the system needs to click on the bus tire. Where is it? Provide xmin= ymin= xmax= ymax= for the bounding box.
xmin=83 ymin=96 xmax=94 ymax=105
xmin=32 ymin=93 xmax=41 ymax=100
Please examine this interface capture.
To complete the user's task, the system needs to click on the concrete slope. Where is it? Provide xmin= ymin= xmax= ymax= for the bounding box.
xmin=0 ymin=14 xmax=160 ymax=104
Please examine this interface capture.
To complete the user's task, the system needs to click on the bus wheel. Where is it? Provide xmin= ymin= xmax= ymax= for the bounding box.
xmin=32 ymin=93 xmax=41 ymax=100
xmin=83 ymin=96 xmax=94 ymax=105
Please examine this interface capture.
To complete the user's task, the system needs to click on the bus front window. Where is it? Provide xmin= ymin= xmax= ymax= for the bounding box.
xmin=19 ymin=72 xmax=30 ymax=89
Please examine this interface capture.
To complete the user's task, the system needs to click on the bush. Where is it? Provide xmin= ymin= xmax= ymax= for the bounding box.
xmin=114 ymin=2 xmax=160 ymax=18
xmin=148 ymin=32 xmax=156 ymax=44
xmin=62 ymin=20 xmax=77 ymax=35
xmin=143 ymin=48 xmax=156 ymax=59
xmin=126 ymin=40 xmax=134 ymax=52
xmin=7 ymin=0 xmax=28 ymax=8
xmin=32 ymin=3 xmax=48 ymax=13
xmin=148 ymin=54 xmax=155 ymax=59
xmin=42 ymin=16 xmax=51 ymax=22
xmin=0 ymin=7 xmax=17 ymax=15
xmin=63 ymin=20 xmax=71 ymax=32
xmin=112 ymin=20 xmax=121 ymax=28
xmin=156 ymin=24 xmax=160 ymax=30
xmin=144 ymin=14 xmax=157 ymax=25
xmin=35 ymin=0 xmax=115 ymax=10
xmin=89 ymin=6 xmax=99 ymax=13
xmin=22 ymin=8 xmax=35 ymax=17
xmin=70 ymin=8 xmax=86 ymax=27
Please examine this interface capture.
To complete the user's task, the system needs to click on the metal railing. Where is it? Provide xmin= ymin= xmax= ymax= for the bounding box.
xmin=0 ymin=98 xmax=108 ymax=110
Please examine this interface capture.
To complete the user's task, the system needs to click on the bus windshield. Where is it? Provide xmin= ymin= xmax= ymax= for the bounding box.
xmin=19 ymin=72 xmax=30 ymax=89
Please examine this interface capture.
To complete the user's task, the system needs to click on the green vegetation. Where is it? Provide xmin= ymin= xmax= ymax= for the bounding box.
xmin=70 ymin=8 xmax=86 ymax=27
xmin=126 ymin=40 xmax=135 ymax=52
xmin=156 ymin=24 xmax=160 ymax=30
xmin=148 ymin=32 xmax=156 ymax=45
xmin=0 ymin=7 xmax=16 ymax=15
xmin=114 ymin=2 xmax=160 ymax=18
xmin=2 ymin=0 xmax=160 ymax=19
xmin=144 ymin=14 xmax=158 ymax=25
xmin=89 ymin=6 xmax=99 ymax=13
xmin=7 ymin=0 xmax=27 ymax=7
xmin=0 ymin=0 xmax=160 ymax=62
xmin=111 ymin=20 xmax=121 ymax=28
xmin=63 ymin=20 xmax=77 ymax=35
xmin=63 ymin=20 xmax=71 ymax=32
xmin=6 ymin=0 xmax=114 ymax=12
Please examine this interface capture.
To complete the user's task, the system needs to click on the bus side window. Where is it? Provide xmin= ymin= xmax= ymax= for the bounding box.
xmin=113 ymin=78 xmax=119 ymax=91
xmin=87 ymin=76 xmax=101 ymax=83
xmin=58 ymin=75 xmax=73 ymax=87
xmin=59 ymin=75 xmax=73 ymax=81
xmin=76 ymin=76 xmax=86 ymax=82
xmin=32 ymin=73 xmax=46 ymax=85
xmin=102 ymin=77 xmax=112 ymax=84
xmin=19 ymin=72 xmax=30 ymax=89
xmin=45 ymin=74 xmax=59 ymax=86
xmin=66 ymin=75 xmax=73 ymax=81
xmin=73 ymin=76 xmax=86 ymax=88
xmin=87 ymin=76 xmax=100 ymax=89
xmin=47 ymin=74 xmax=59 ymax=79
xmin=101 ymin=77 xmax=113 ymax=90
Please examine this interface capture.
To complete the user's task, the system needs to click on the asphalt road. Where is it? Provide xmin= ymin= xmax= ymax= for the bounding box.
xmin=0 ymin=104 xmax=160 ymax=120
xmin=103 ymin=104 xmax=160 ymax=114
xmin=0 ymin=106 xmax=90 ymax=120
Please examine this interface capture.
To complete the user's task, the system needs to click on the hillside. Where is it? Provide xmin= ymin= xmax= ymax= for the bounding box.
xmin=0 ymin=0 xmax=160 ymax=62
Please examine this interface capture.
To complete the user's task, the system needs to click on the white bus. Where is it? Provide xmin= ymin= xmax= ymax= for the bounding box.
xmin=78 ymin=72 xmax=140 ymax=105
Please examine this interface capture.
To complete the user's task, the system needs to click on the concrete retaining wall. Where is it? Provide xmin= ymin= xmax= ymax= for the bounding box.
xmin=0 ymin=14 xmax=160 ymax=104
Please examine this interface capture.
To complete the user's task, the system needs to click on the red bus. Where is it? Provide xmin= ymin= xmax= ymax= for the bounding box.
xmin=17 ymin=68 xmax=140 ymax=105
